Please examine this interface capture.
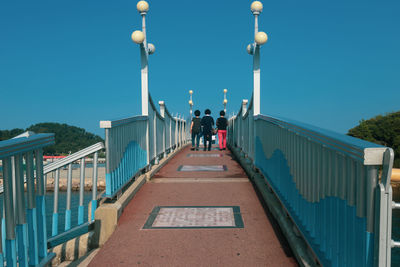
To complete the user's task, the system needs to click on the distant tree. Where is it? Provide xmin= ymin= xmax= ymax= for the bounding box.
xmin=0 ymin=123 xmax=104 ymax=155
xmin=348 ymin=111 xmax=400 ymax=168
xmin=0 ymin=128 xmax=24 ymax=141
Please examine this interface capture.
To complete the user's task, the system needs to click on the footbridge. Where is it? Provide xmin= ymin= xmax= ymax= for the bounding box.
xmin=0 ymin=1 xmax=398 ymax=266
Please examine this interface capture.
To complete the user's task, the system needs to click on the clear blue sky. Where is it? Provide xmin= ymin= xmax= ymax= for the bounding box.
xmin=1 ymin=0 xmax=399 ymax=137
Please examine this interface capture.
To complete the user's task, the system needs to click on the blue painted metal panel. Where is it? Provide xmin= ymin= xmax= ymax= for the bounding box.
xmin=78 ymin=206 xmax=84 ymax=225
xmin=91 ymin=200 xmax=97 ymax=222
xmin=16 ymin=224 xmax=28 ymax=267
xmin=104 ymin=141 xmax=147 ymax=198
xmin=36 ymin=196 xmax=48 ymax=258
xmin=5 ymin=239 xmax=16 ymax=267
xmin=65 ymin=210 xmax=72 ymax=231
xmin=27 ymin=208 xmax=39 ymax=266
xmin=255 ymin=137 xmax=374 ymax=267
xmin=1 ymin=219 xmax=5 ymax=257
xmin=51 ymin=213 xmax=58 ymax=237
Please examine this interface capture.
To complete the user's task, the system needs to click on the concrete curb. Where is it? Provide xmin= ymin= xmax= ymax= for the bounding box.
xmin=229 ymin=145 xmax=318 ymax=267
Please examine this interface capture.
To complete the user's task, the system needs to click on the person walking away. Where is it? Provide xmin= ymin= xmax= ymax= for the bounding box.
xmin=190 ymin=110 xmax=202 ymax=150
xmin=201 ymin=109 xmax=214 ymax=151
xmin=216 ymin=110 xmax=228 ymax=151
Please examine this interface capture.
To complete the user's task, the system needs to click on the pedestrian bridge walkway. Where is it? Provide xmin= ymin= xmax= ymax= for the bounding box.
xmin=0 ymin=1 xmax=398 ymax=266
xmin=88 ymin=145 xmax=297 ymax=266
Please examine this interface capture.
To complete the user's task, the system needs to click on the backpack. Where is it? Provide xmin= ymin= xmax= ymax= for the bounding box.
xmin=192 ymin=117 xmax=201 ymax=133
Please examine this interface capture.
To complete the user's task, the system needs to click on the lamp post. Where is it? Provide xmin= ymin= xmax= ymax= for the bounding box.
xmin=131 ymin=1 xmax=156 ymax=116
xmin=189 ymin=90 xmax=193 ymax=119
xmin=247 ymin=1 xmax=268 ymax=116
xmin=223 ymin=89 xmax=228 ymax=113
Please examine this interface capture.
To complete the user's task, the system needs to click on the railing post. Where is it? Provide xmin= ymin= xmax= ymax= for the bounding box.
xmin=2 ymin=157 xmax=16 ymax=266
xmin=52 ymin=169 xmax=60 ymax=236
xmin=35 ymin=148 xmax=48 ymax=259
xmin=153 ymin=109 xmax=158 ymax=164
xmin=159 ymin=101 xmax=166 ymax=158
xmin=26 ymin=151 xmax=39 ymax=265
xmin=78 ymin=157 xmax=85 ymax=224
xmin=175 ymin=116 xmax=178 ymax=149
xmin=65 ymin=163 xmax=73 ymax=230
xmin=91 ymin=152 xmax=99 ymax=222
xmin=15 ymin=154 xmax=28 ymax=267
xmin=375 ymin=148 xmax=394 ymax=267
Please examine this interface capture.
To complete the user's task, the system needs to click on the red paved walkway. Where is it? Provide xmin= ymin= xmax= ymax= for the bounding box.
xmin=89 ymin=146 xmax=298 ymax=266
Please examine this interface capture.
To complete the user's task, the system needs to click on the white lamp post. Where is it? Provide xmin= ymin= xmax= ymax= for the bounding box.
xmin=223 ymin=89 xmax=228 ymax=113
xmin=131 ymin=1 xmax=156 ymax=116
xmin=247 ymin=1 xmax=268 ymax=115
xmin=189 ymin=90 xmax=193 ymax=119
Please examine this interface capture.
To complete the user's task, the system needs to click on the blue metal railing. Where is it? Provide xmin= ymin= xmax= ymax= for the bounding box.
xmin=43 ymin=142 xmax=104 ymax=247
xmin=100 ymin=94 xmax=187 ymax=198
xmin=228 ymin=97 xmax=395 ymax=266
xmin=0 ymin=134 xmax=55 ymax=267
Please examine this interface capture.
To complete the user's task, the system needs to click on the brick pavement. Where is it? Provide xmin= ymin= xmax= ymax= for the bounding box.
xmin=89 ymin=146 xmax=298 ymax=266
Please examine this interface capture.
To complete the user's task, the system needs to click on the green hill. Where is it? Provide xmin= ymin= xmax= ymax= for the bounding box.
xmin=0 ymin=123 xmax=104 ymax=155
xmin=348 ymin=111 xmax=400 ymax=168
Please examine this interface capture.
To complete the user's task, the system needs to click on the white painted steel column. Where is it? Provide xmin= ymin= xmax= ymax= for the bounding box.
xmin=253 ymin=46 xmax=261 ymax=115
xmin=140 ymin=44 xmax=149 ymax=116
xmin=159 ymin=101 xmax=166 ymax=158
xmin=140 ymin=12 xmax=149 ymax=116
xmin=249 ymin=1 xmax=267 ymax=116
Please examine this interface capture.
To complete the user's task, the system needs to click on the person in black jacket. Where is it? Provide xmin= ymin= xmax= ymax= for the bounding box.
xmin=201 ymin=109 xmax=214 ymax=151
xmin=190 ymin=110 xmax=201 ymax=150
xmin=216 ymin=110 xmax=228 ymax=151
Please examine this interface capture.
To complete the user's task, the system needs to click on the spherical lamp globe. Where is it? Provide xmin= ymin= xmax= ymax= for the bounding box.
xmin=137 ymin=1 xmax=149 ymax=13
xmin=131 ymin=30 xmax=145 ymax=44
xmin=255 ymin=31 xmax=268 ymax=45
xmin=189 ymin=90 xmax=193 ymax=95
xmin=147 ymin=43 xmax=155 ymax=54
xmin=251 ymin=1 xmax=263 ymax=14
xmin=246 ymin=44 xmax=253 ymax=54
xmin=189 ymin=100 xmax=193 ymax=105
xmin=223 ymin=89 xmax=228 ymax=94
xmin=223 ymin=99 xmax=228 ymax=104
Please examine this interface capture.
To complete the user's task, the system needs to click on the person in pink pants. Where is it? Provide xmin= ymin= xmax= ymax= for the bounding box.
xmin=216 ymin=110 xmax=228 ymax=151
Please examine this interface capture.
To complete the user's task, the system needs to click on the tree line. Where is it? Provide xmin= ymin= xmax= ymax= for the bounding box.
xmin=0 ymin=123 xmax=104 ymax=156
xmin=348 ymin=111 xmax=400 ymax=168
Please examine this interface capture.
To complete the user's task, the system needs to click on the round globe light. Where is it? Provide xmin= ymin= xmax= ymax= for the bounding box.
xmin=137 ymin=1 xmax=149 ymax=13
xmin=246 ymin=44 xmax=253 ymax=55
xmin=251 ymin=1 xmax=263 ymax=14
xmin=255 ymin=31 xmax=268 ymax=45
xmin=223 ymin=89 xmax=228 ymax=93
xmin=131 ymin=30 xmax=145 ymax=44
xmin=189 ymin=90 xmax=193 ymax=94
xmin=189 ymin=100 xmax=193 ymax=105
xmin=223 ymin=99 xmax=228 ymax=104
xmin=147 ymin=43 xmax=155 ymax=55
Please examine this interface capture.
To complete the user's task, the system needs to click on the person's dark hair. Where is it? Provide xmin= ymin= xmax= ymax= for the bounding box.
xmin=205 ymin=109 xmax=211 ymax=115
xmin=220 ymin=110 xmax=225 ymax=116
xmin=194 ymin=110 xmax=200 ymax=116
